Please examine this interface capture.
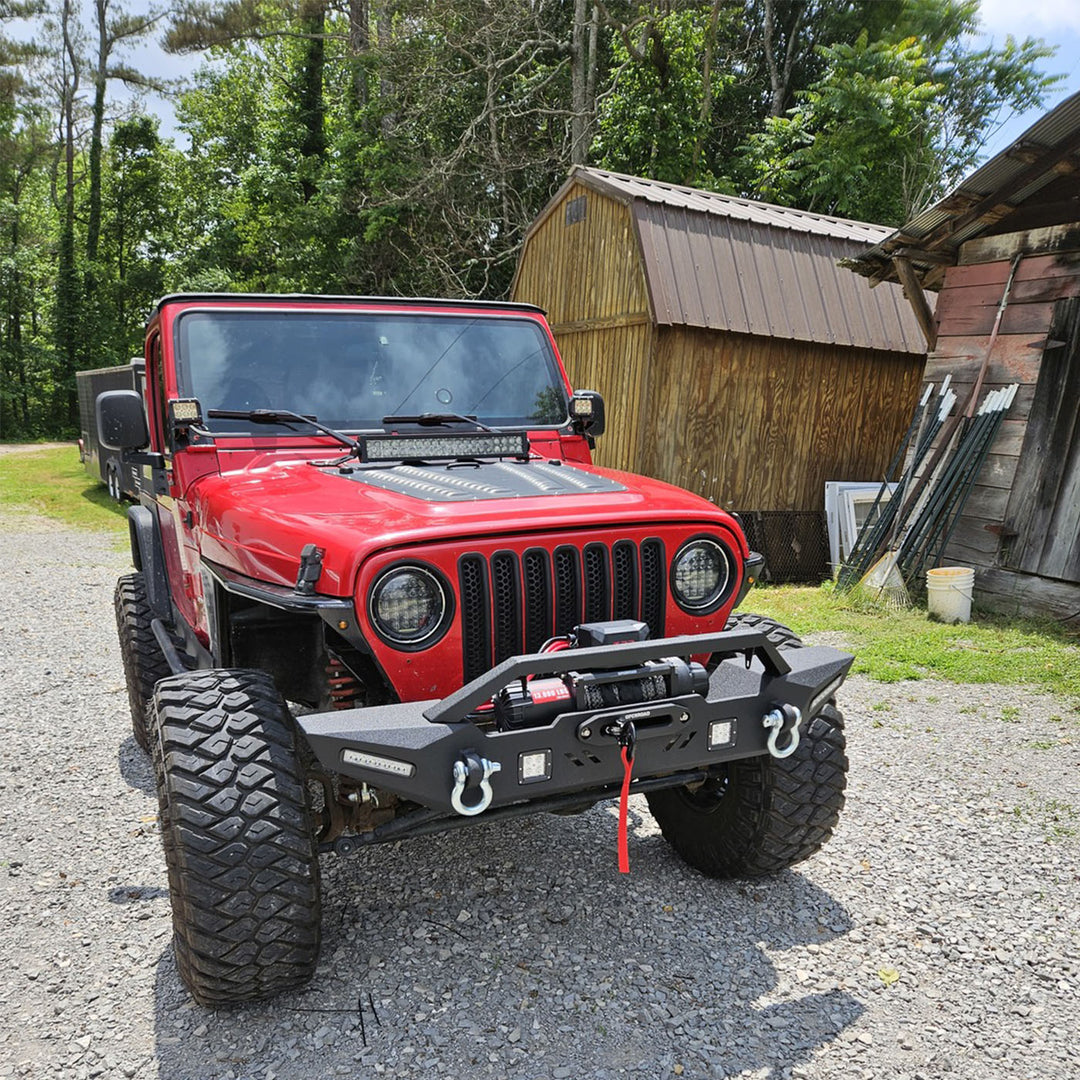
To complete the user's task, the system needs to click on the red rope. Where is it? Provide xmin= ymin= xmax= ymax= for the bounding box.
xmin=617 ymin=745 xmax=633 ymax=873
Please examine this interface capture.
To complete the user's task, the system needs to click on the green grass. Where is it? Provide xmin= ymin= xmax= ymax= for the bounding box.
xmin=0 ymin=446 xmax=128 ymax=533
xmin=746 ymin=583 xmax=1080 ymax=700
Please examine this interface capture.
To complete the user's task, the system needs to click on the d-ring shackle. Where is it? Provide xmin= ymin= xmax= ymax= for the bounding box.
xmin=450 ymin=752 xmax=502 ymax=816
xmin=762 ymin=704 xmax=802 ymax=759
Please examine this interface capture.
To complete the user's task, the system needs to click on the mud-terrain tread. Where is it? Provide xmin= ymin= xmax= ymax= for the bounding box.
xmin=115 ymin=573 xmax=172 ymax=751
xmin=648 ymin=613 xmax=847 ymax=878
xmin=725 ymin=610 xmax=804 ymax=651
xmin=151 ymin=669 xmax=321 ymax=1006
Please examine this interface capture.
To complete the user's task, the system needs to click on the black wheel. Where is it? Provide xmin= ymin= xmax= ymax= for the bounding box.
xmin=115 ymin=573 xmax=171 ymax=751
xmin=106 ymin=461 xmax=123 ymax=501
xmin=151 ymin=669 xmax=322 ymax=1006
xmin=647 ymin=614 xmax=847 ymax=878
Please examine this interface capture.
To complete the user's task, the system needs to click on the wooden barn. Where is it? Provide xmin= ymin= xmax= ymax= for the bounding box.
xmin=512 ymin=167 xmax=927 ymax=580
xmin=846 ymin=91 xmax=1080 ymax=618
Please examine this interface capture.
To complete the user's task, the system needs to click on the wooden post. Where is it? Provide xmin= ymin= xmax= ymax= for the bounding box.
xmin=892 ymin=255 xmax=938 ymax=351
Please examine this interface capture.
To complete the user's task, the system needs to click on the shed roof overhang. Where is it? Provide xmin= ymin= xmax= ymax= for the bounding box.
xmin=844 ymin=90 xmax=1080 ymax=292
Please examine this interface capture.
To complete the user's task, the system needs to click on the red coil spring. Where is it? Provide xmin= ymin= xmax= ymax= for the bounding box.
xmin=326 ymin=657 xmax=363 ymax=710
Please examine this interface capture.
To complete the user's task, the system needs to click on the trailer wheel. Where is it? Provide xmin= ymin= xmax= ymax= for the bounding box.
xmin=647 ymin=615 xmax=847 ymax=877
xmin=151 ymin=669 xmax=321 ymax=1006
xmin=114 ymin=573 xmax=172 ymax=751
xmin=106 ymin=461 xmax=122 ymax=501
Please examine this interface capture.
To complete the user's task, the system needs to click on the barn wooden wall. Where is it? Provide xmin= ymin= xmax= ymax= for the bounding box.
xmin=511 ymin=182 xmax=656 ymax=470
xmin=928 ymin=227 xmax=1080 ymax=615
xmin=641 ymin=328 xmax=924 ymax=510
xmin=513 ymin=181 xmax=925 ymax=511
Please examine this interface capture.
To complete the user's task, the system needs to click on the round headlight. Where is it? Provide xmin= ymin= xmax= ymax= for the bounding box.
xmin=671 ymin=538 xmax=732 ymax=613
xmin=369 ymin=565 xmax=449 ymax=647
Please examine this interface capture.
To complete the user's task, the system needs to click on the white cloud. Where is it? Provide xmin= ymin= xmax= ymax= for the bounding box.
xmin=977 ymin=0 xmax=1080 ymax=36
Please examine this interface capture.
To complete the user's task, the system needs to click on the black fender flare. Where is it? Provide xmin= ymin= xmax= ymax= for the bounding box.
xmin=127 ymin=505 xmax=171 ymax=622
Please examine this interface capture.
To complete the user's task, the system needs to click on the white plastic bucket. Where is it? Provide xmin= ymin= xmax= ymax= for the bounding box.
xmin=926 ymin=566 xmax=974 ymax=623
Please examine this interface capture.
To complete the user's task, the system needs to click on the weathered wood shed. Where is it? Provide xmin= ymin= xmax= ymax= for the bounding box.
xmin=846 ymin=91 xmax=1080 ymax=618
xmin=512 ymin=168 xmax=927 ymax=578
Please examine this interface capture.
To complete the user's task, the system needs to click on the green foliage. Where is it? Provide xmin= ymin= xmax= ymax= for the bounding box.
xmin=743 ymin=33 xmax=941 ymax=221
xmin=0 ymin=0 xmax=1065 ymax=439
xmin=738 ymin=2 xmax=1060 ymax=222
xmin=100 ymin=116 xmax=179 ymax=353
xmin=593 ymin=7 xmax=734 ymax=186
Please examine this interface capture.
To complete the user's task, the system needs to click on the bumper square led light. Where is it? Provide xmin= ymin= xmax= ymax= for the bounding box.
xmin=708 ymin=719 xmax=737 ymax=750
xmin=518 ymin=749 xmax=552 ymax=784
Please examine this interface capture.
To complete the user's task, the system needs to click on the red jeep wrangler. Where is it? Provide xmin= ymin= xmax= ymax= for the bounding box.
xmin=98 ymin=294 xmax=852 ymax=1006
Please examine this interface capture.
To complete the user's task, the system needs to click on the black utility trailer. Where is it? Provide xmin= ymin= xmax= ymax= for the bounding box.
xmin=77 ymin=361 xmax=145 ymax=500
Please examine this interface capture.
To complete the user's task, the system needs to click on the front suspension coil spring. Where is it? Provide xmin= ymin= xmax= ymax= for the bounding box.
xmin=326 ymin=656 xmax=363 ymax=710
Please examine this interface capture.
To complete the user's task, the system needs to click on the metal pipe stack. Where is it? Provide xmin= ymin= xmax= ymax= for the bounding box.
xmin=838 ymin=382 xmax=1016 ymax=596
xmin=896 ymin=384 xmax=1018 ymax=583
xmin=837 ymin=379 xmax=955 ymax=589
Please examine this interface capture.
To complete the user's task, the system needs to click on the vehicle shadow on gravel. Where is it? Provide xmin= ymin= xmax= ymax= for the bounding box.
xmin=150 ymin=806 xmax=862 ymax=1080
xmin=117 ymin=735 xmax=156 ymax=795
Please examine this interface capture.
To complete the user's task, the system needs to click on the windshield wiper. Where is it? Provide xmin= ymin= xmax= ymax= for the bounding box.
xmin=206 ymin=409 xmax=361 ymax=455
xmin=381 ymin=411 xmax=499 ymax=433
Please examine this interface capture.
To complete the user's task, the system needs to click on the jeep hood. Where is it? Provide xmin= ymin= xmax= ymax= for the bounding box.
xmin=192 ymin=457 xmax=745 ymax=594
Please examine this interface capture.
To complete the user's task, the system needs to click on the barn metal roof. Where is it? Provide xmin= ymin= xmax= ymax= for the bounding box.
xmin=575 ymin=168 xmax=893 ymax=242
xmin=564 ymin=167 xmax=926 ymax=354
xmin=844 ymin=90 xmax=1080 ymax=289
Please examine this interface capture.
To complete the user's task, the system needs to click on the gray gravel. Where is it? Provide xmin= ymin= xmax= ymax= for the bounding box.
xmin=1 ymin=513 xmax=1078 ymax=1080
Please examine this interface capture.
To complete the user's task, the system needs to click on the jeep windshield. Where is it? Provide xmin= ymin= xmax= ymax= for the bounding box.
xmin=175 ymin=310 xmax=570 ymax=434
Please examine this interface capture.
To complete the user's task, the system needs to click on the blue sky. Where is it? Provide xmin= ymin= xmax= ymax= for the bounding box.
xmin=975 ymin=0 xmax=1080 ymax=154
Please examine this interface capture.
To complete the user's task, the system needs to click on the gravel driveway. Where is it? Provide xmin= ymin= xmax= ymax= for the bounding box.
xmin=1 ymin=515 xmax=1077 ymax=1080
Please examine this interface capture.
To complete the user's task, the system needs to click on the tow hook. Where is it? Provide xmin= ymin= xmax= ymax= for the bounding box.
xmin=762 ymin=704 xmax=801 ymax=759
xmin=450 ymin=751 xmax=502 ymax=816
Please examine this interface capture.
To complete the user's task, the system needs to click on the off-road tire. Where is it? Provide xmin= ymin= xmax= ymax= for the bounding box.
xmin=647 ymin=614 xmax=847 ymax=878
xmin=115 ymin=573 xmax=171 ymax=751
xmin=151 ymin=669 xmax=321 ymax=1006
xmin=724 ymin=610 xmax=804 ymax=650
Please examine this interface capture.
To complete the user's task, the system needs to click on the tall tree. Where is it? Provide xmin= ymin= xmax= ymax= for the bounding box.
xmin=53 ymin=0 xmax=83 ymax=428
xmin=592 ymin=4 xmax=739 ymax=187
xmin=740 ymin=6 xmax=1058 ymax=222
xmin=100 ymin=114 xmax=176 ymax=347
xmin=0 ymin=3 xmax=51 ymax=437
xmin=86 ymin=0 xmax=164 ymax=264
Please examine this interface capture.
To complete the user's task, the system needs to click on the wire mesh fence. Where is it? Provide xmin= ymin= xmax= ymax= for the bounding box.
xmin=735 ymin=510 xmax=831 ymax=585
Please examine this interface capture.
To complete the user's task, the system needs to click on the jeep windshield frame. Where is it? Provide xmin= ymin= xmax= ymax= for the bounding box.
xmin=172 ymin=308 xmax=572 ymax=437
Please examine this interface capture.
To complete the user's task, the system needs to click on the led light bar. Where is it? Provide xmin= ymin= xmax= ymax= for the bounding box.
xmin=342 ymin=749 xmax=416 ymax=778
xmin=361 ymin=432 xmax=529 ymax=462
xmin=807 ymin=675 xmax=845 ymax=719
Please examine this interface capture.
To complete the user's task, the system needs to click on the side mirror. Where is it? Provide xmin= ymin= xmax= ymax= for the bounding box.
xmin=569 ymin=390 xmax=605 ymax=439
xmin=97 ymin=390 xmax=149 ymax=451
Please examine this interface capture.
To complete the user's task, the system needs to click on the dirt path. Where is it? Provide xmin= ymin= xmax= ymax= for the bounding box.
xmin=0 ymin=441 xmax=74 ymax=455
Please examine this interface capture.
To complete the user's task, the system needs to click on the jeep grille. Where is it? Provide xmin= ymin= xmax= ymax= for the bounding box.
xmin=458 ymin=539 xmax=666 ymax=683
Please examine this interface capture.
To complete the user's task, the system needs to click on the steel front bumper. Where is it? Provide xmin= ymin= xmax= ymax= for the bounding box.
xmin=298 ymin=628 xmax=853 ymax=817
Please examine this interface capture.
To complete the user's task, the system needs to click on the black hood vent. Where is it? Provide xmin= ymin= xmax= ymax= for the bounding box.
xmin=338 ymin=460 xmax=625 ymax=502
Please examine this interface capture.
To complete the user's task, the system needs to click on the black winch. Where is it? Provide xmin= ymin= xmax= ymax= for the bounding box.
xmin=492 ymin=620 xmax=710 ymax=731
